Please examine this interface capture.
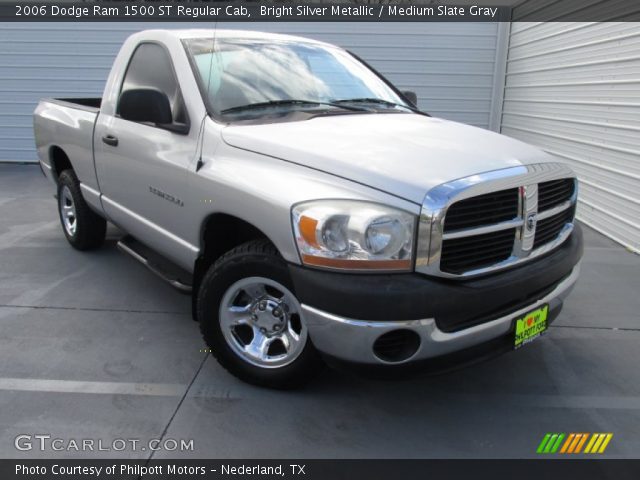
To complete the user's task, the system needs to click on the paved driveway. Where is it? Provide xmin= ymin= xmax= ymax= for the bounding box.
xmin=1 ymin=163 xmax=639 ymax=459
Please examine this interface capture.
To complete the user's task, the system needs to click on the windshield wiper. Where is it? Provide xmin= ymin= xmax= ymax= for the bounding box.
xmin=332 ymin=98 xmax=419 ymax=112
xmin=221 ymin=99 xmax=367 ymax=114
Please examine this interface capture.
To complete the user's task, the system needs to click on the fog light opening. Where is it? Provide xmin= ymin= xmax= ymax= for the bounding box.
xmin=372 ymin=329 xmax=421 ymax=363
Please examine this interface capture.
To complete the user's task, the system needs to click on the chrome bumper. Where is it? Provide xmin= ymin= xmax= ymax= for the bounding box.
xmin=301 ymin=263 xmax=580 ymax=365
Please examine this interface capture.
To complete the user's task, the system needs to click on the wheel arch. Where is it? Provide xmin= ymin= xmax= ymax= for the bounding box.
xmin=49 ymin=146 xmax=73 ymax=181
xmin=191 ymin=213 xmax=282 ymax=320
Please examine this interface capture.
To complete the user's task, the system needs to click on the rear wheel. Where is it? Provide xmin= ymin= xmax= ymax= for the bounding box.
xmin=198 ymin=240 xmax=323 ymax=389
xmin=57 ymin=170 xmax=106 ymax=250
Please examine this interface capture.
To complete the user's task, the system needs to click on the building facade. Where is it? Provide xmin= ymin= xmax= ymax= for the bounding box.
xmin=1 ymin=21 xmax=638 ymax=252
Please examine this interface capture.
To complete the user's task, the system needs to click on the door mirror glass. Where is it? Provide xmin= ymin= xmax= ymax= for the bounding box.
xmin=118 ymin=88 xmax=173 ymax=125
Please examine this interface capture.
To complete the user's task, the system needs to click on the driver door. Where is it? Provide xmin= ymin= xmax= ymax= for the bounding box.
xmin=94 ymin=42 xmax=198 ymax=267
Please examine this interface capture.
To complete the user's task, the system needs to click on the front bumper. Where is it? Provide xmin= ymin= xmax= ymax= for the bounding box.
xmin=301 ymin=263 xmax=578 ymax=365
xmin=290 ymin=225 xmax=583 ymax=366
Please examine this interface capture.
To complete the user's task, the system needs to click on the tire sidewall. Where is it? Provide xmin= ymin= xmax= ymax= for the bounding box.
xmin=198 ymin=244 xmax=321 ymax=388
xmin=57 ymin=171 xmax=82 ymax=246
xmin=56 ymin=170 xmax=105 ymax=250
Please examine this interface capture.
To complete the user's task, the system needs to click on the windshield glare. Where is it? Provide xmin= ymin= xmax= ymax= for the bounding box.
xmin=184 ymin=38 xmax=408 ymax=115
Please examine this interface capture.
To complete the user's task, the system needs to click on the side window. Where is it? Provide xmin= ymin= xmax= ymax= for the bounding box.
xmin=119 ymin=43 xmax=188 ymax=124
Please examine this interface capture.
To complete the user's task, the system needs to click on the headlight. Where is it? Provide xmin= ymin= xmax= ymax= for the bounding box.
xmin=292 ymin=200 xmax=415 ymax=271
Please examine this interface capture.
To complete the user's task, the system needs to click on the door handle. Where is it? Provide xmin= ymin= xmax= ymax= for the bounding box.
xmin=102 ymin=134 xmax=119 ymax=147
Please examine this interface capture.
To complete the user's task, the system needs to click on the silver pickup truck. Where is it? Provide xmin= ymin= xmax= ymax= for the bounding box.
xmin=34 ymin=29 xmax=583 ymax=388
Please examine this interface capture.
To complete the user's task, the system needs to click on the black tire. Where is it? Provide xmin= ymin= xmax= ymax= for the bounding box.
xmin=197 ymin=240 xmax=324 ymax=389
xmin=57 ymin=169 xmax=107 ymax=250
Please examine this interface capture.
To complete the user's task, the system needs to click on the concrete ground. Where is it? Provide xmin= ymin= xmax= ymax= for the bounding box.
xmin=0 ymin=163 xmax=639 ymax=459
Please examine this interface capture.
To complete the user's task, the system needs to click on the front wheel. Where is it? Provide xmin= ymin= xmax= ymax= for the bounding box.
xmin=197 ymin=240 xmax=323 ymax=389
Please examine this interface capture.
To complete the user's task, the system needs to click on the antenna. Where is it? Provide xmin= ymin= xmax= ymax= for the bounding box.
xmin=197 ymin=21 xmax=218 ymax=173
xmin=205 ymin=21 xmax=218 ymax=103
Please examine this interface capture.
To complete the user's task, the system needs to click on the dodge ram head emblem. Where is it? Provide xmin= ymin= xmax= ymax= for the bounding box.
xmin=526 ymin=212 xmax=538 ymax=232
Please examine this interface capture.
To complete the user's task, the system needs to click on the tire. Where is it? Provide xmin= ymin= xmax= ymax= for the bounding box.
xmin=197 ymin=240 xmax=323 ymax=389
xmin=57 ymin=169 xmax=107 ymax=250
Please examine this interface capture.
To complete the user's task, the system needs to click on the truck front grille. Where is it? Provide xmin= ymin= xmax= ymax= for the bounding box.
xmin=533 ymin=206 xmax=575 ymax=250
xmin=440 ymin=229 xmax=516 ymax=274
xmin=538 ymin=178 xmax=575 ymax=212
xmin=443 ymin=188 xmax=519 ymax=232
xmin=417 ymin=164 xmax=578 ymax=279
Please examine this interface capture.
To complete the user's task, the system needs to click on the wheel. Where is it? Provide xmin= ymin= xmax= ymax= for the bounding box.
xmin=197 ymin=240 xmax=323 ymax=389
xmin=57 ymin=169 xmax=106 ymax=250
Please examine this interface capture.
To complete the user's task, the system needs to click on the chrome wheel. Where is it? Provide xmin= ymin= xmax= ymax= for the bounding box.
xmin=59 ymin=185 xmax=77 ymax=237
xmin=219 ymin=277 xmax=307 ymax=369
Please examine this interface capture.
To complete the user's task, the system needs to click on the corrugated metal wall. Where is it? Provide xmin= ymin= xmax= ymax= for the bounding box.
xmin=501 ymin=22 xmax=640 ymax=253
xmin=0 ymin=22 xmax=505 ymax=162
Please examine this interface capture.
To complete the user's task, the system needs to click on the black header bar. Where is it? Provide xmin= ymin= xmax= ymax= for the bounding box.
xmin=2 ymin=0 xmax=640 ymax=22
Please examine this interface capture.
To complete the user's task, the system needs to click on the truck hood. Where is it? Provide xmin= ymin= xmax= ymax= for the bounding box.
xmin=221 ymin=114 xmax=554 ymax=204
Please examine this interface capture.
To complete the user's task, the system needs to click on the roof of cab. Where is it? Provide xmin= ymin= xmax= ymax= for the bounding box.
xmin=133 ymin=29 xmax=333 ymax=47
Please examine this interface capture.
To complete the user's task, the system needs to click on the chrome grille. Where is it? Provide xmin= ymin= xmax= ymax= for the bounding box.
xmin=440 ymin=228 xmax=516 ymax=274
xmin=416 ymin=163 xmax=578 ymax=278
xmin=443 ymin=188 xmax=519 ymax=232
xmin=533 ymin=206 xmax=575 ymax=250
xmin=538 ymin=178 xmax=575 ymax=211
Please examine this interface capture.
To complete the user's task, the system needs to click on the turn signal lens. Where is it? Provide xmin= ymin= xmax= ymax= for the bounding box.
xmin=299 ymin=215 xmax=319 ymax=249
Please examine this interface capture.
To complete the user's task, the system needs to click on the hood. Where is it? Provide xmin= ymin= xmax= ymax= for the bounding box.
xmin=221 ymin=113 xmax=554 ymax=204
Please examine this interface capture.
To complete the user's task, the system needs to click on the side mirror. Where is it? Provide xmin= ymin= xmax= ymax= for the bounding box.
xmin=118 ymin=88 xmax=173 ymax=125
xmin=402 ymin=90 xmax=418 ymax=108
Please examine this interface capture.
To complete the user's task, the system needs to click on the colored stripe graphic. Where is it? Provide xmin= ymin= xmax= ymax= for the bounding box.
xmin=560 ymin=433 xmax=575 ymax=453
xmin=574 ymin=433 xmax=588 ymax=453
xmin=550 ymin=433 xmax=565 ymax=453
xmin=584 ymin=434 xmax=598 ymax=453
xmin=591 ymin=434 xmax=605 ymax=453
xmin=541 ymin=433 xmax=614 ymax=454
xmin=568 ymin=433 xmax=582 ymax=453
xmin=544 ymin=434 xmax=558 ymax=453
xmin=537 ymin=433 xmax=566 ymax=454
xmin=584 ymin=433 xmax=614 ymax=454
xmin=567 ymin=433 xmax=582 ymax=453
xmin=537 ymin=434 xmax=552 ymax=453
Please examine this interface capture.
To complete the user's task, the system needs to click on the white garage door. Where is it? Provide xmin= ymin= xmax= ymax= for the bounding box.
xmin=0 ymin=22 xmax=506 ymax=162
xmin=501 ymin=22 xmax=640 ymax=253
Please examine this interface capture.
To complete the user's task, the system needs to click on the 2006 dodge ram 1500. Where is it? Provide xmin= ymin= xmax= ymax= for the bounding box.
xmin=34 ymin=29 xmax=583 ymax=388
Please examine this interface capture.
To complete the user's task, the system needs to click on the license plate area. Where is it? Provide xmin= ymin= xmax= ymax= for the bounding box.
xmin=514 ymin=304 xmax=549 ymax=349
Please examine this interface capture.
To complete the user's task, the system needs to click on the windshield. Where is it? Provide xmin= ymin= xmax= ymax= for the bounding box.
xmin=183 ymin=37 xmax=410 ymax=117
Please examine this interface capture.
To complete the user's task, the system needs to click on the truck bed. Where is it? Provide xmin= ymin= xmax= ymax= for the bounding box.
xmin=47 ymin=97 xmax=102 ymax=112
xmin=33 ymin=97 xmax=103 ymax=198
